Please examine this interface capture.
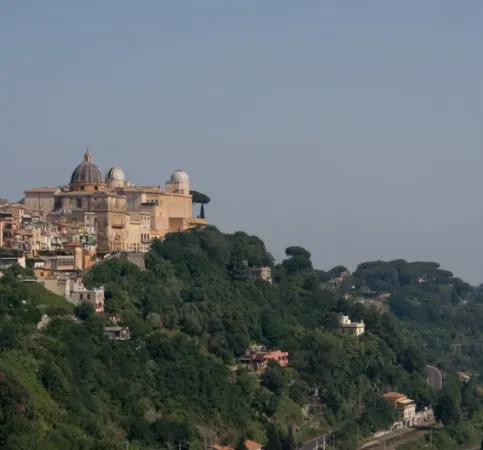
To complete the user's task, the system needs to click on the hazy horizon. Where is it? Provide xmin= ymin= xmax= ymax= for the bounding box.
xmin=1 ymin=1 xmax=482 ymax=283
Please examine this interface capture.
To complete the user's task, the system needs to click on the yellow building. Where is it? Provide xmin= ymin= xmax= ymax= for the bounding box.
xmin=24 ymin=150 xmax=206 ymax=254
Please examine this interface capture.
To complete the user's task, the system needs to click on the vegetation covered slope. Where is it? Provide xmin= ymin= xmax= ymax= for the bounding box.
xmin=1 ymin=226 xmax=479 ymax=449
xmin=329 ymin=259 xmax=483 ymax=448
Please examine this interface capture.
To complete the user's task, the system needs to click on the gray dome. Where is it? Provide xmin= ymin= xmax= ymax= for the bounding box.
xmin=70 ymin=151 xmax=103 ymax=184
xmin=170 ymin=170 xmax=189 ymax=183
xmin=106 ymin=167 xmax=125 ymax=181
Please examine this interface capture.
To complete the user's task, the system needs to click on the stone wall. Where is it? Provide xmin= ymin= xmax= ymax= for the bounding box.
xmin=117 ymin=252 xmax=146 ymax=270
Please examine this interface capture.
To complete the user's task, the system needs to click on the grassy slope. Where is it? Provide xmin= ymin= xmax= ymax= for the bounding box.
xmin=25 ymin=282 xmax=74 ymax=312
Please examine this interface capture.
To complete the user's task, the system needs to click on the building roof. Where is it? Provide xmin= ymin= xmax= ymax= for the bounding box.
xmin=104 ymin=326 xmax=128 ymax=332
xmin=170 ymin=169 xmax=189 ymax=183
xmin=24 ymin=186 xmax=59 ymax=193
xmin=245 ymin=440 xmax=262 ymax=450
xmin=396 ymin=398 xmax=415 ymax=405
xmin=106 ymin=167 xmax=125 ymax=181
xmin=70 ymin=151 xmax=103 ymax=185
xmin=212 ymin=440 xmax=261 ymax=450
xmin=383 ymin=392 xmax=407 ymax=400
xmin=212 ymin=445 xmax=232 ymax=450
xmin=64 ymin=242 xmax=82 ymax=247
xmin=122 ymin=186 xmax=162 ymax=192
xmin=340 ymin=322 xmax=365 ymax=328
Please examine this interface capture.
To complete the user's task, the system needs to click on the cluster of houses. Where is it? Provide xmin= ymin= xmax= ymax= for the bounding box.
xmin=238 ymin=344 xmax=289 ymax=373
xmin=0 ymin=202 xmax=98 ymax=272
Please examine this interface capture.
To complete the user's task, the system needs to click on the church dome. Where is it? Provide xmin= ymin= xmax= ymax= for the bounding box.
xmin=170 ymin=169 xmax=189 ymax=183
xmin=106 ymin=167 xmax=125 ymax=181
xmin=70 ymin=151 xmax=103 ymax=184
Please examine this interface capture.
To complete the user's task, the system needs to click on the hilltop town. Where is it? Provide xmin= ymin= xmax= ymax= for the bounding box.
xmin=2 ymin=164 xmax=483 ymax=449
xmin=0 ymin=150 xmax=208 ymax=308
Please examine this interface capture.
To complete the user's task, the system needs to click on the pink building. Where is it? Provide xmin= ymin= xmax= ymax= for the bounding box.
xmin=239 ymin=347 xmax=289 ymax=373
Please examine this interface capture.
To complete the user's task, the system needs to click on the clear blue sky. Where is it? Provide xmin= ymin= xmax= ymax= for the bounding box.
xmin=1 ymin=1 xmax=483 ymax=282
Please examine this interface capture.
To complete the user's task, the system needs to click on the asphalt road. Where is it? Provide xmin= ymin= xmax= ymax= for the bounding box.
xmin=426 ymin=364 xmax=443 ymax=391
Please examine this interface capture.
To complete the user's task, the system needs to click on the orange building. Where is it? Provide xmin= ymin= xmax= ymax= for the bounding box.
xmin=239 ymin=348 xmax=289 ymax=373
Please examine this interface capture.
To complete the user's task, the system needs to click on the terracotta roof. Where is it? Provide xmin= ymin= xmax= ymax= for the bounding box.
xmin=212 ymin=445 xmax=232 ymax=450
xmin=245 ymin=440 xmax=262 ymax=450
xmin=383 ymin=392 xmax=406 ymax=400
xmin=212 ymin=441 xmax=260 ymax=450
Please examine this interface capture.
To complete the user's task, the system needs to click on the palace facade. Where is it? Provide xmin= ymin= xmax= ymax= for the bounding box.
xmin=24 ymin=151 xmax=206 ymax=253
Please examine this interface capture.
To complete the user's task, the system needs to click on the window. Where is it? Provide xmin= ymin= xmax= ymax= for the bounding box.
xmin=76 ymin=199 xmax=82 ymax=208
xmin=87 ymin=294 xmax=91 ymax=300
xmin=80 ymin=186 xmax=85 ymax=191
xmin=80 ymin=294 xmax=83 ymax=300
xmin=94 ymin=186 xmax=98 ymax=191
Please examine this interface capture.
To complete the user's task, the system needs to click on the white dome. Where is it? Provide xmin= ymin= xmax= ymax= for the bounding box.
xmin=170 ymin=170 xmax=189 ymax=183
xmin=106 ymin=167 xmax=125 ymax=181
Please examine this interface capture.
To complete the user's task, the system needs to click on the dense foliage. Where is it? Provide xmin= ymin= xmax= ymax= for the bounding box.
xmin=3 ymin=226 xmax=483 ymax=449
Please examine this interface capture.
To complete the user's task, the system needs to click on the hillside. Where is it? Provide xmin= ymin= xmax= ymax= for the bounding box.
xmin=332 ymin=259 xmax=483 ymax=376
xmin=1 ymin=226 xmax=483 ymax=449
xmin=327 ymin=260 xmax=483 ymax=449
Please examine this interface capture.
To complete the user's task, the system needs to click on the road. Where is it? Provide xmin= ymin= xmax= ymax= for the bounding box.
xmin=358 ymin=423 xmax=438 ymax=450
xmin=426 ymin=364 xmax=443 ymax=391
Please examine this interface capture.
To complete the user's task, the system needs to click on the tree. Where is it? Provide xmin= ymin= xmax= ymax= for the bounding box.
xmin=74 ymin=302 xmax=95 ymax=320
xmin=281 ymin=426 xmax=296 ymax=450
xmin=285 ymin=246 xmax=311 ymax=259
xmin=434 ymin=391 xmax=462 ymax=426
xmin=235 ymin=437 xmax=248 ymax=450
xmin=265 ymin=424 xmax=282 ymax=450
xmin=190 ymin=190 xmax=211 ymax=205
xmin=260 ymin=361 xmax=285 ymax=395
xmin=327 ymin=265 xmax=348 ymax=279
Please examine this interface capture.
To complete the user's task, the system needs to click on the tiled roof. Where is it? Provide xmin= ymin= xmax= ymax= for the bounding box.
xmin=245 ymin=440 xmax=262 ymax=450
xmin=383 ymin=392 xmax=406 ymax=400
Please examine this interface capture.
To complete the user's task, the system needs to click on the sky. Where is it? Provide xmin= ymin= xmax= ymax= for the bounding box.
xmin=1 ymin=1 xmax=483 ymax=283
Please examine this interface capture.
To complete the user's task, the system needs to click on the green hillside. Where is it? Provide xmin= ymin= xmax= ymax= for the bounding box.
xmin=25 ymin=281 xmax=75 ymax=313
xmin=331 ymin=259 xmax=483 ymax=449
xmin=1 ymin=226 xmax=483 ymax=449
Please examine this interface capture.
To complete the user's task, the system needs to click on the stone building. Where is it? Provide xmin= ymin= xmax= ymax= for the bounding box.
xmin=24 ymin=150 xmax=206 ymax=254
xmin=245 ymin=266 xmax=273 ymax=284
xmin=338 ymin=314 xmax=365 ymax=336
xmin=41 ymin=276 xmax=104 ymax=312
